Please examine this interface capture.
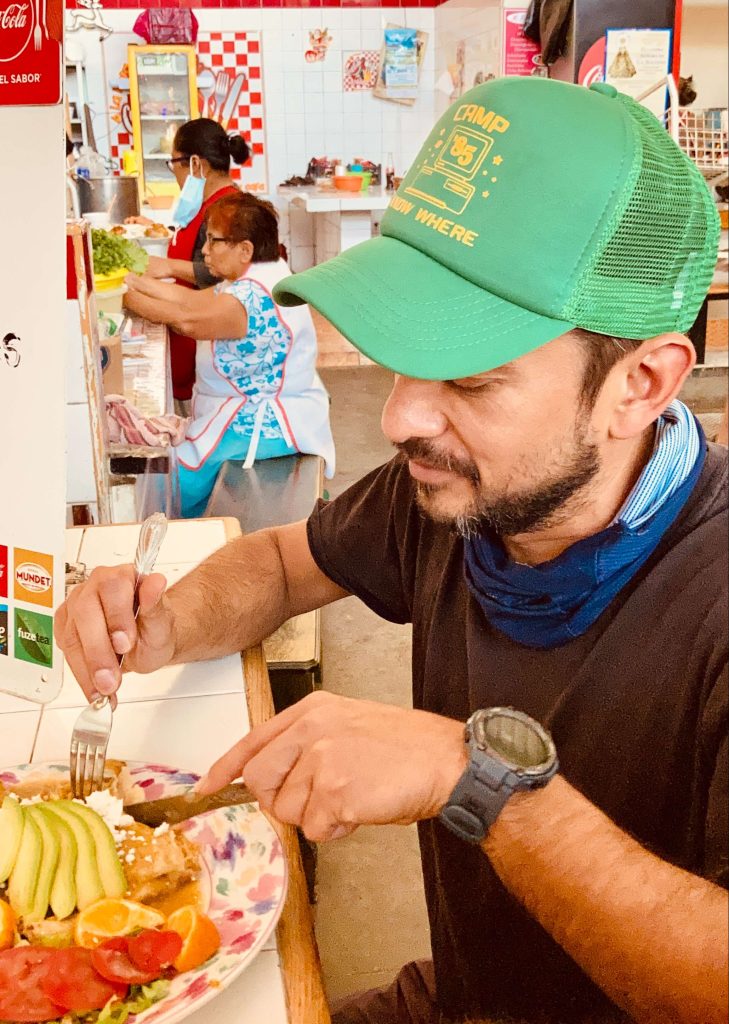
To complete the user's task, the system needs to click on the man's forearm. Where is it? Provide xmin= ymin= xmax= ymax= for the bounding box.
xmin=166 ymin=530 xmax=292 ymax=664
xmin=484 ymin=775 xmax=728 ymax=1024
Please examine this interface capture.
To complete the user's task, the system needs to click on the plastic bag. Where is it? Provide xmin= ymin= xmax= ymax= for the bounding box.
xmin=133 ymin=9 xmax=198 ymax=45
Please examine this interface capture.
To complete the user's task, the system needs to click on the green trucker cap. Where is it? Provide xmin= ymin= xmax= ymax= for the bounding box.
xmin=274 ymin=77 xmax=719 ymax=381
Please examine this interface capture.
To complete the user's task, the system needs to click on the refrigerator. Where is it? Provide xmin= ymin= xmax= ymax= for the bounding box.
xmin=128 ymin=44 xmax=199 ymax=203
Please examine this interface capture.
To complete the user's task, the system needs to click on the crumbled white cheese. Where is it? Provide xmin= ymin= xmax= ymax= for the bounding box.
xmin=19 ymin=794 xmax=44 ymax=805
xmin=153 ymin=822 xmax=170 ymax=838
xmin=84 ymin=789 xmax=134 ymax=840
xmin=125 ymin=851 xmax=136 ymax=864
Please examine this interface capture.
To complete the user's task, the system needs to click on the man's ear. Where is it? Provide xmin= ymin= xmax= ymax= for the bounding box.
xmin=608 ymin=334 xmax=696 ymax=440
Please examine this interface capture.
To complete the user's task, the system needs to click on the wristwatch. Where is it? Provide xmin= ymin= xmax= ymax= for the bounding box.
xmin=439 ymin=707 xmax=558 ymax=844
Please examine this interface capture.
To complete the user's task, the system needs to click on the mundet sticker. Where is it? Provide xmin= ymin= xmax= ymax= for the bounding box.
xmin=14 ymin=547 xmax=54 ymax=608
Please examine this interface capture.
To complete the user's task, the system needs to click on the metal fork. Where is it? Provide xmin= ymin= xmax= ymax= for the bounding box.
xmin=209 ymin=71 xmax=230 ymax=122
xmin=69 ymin=513 xmax=168 ymax=800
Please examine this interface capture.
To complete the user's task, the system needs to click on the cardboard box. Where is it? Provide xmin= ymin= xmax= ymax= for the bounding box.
xmin=100 ymin=333 xmax=124 ymax=397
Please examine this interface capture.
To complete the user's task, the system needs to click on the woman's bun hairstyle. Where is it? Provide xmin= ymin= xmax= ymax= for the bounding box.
xmin=174 ymin=118 xmax=251 ymax=173
xmin=228 ymin=134 xmax=250 ymax=166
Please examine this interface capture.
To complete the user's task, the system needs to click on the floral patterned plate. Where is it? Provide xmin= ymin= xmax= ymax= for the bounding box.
xmin=0 ymin=761 xmax=288 ymax=1024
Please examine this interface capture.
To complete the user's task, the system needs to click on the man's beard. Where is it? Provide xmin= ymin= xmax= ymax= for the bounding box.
xmin=397 ymin=424 xmax=601 ymax=538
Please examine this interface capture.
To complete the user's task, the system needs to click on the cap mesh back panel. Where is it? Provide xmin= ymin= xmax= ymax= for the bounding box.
xmin=563 ymin=97 xmax=720 ymax=339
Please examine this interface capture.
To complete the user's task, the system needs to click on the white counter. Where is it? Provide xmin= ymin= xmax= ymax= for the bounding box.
xmin=280 ymin=186 xmax=392 ymax=271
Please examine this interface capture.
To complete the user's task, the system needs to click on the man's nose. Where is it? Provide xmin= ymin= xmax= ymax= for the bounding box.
xmin=381 ymin=376 xmax=448 ymax=444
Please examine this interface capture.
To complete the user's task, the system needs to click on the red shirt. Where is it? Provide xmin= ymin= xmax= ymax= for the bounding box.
xmin=167 ymin=184 xmax=238 ymax=401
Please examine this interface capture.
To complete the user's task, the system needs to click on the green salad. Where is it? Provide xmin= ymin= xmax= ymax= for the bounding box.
xmin=91 ymin=229 xmax=149 ymax=277
xmin=56 ymin=980 xmax=170 ymax=1024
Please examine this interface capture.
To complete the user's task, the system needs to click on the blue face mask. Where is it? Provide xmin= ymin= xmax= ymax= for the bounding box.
xmin=172 ymin=159 xmax=205 ymax=229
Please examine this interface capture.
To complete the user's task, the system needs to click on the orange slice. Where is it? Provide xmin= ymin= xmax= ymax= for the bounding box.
xmin=0 ymin=900 xmax=16 ymax=950
xmin=166 ymin=906 xmax=221 ymax=973
xmin=75 ymin=898 xmax=165 ymax=948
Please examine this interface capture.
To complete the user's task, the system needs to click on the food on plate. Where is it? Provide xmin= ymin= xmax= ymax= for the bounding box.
xmin=0 ymin=899 xmax=15 ymax=951
xmin=109 ymin=225 xmax=127 ymax=237
xmin=0 ymin=764 xmax=222 ymax=1023
xmin=144 ymin=223 xmax=170 ymax=239
xmin=91 ymin=228 xmax=148 ymax=277
xmin=117 ymin=822 xmax=199 ymax=904
xmin=75 ymin=898 xmax=165 ymax=949
xmin=166 ymin=906 xmax=221 ymax=973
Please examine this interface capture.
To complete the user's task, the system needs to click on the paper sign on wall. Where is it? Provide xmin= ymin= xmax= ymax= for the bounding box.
xmin=605 ymin=28 xmax=672 ymax=120
xmin=502 ymin=9 xmax=542 ymax=77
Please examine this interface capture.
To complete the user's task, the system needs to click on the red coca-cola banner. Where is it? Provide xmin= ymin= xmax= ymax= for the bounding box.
xmin=0 ymin=0 xmax=62 ymax=105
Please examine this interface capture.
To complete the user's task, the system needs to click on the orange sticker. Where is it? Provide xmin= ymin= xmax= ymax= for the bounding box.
xmin=14 ymin=548 xmax=54 ymax=608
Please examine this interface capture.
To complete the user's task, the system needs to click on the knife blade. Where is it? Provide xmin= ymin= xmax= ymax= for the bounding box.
xmin=124 ymin=782 xmax=256 ymax=828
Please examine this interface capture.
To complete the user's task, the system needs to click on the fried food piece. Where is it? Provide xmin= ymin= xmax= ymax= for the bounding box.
xmin=2 ymin=761 xmax=127 ymax=802
xmin=144 ymin=223 xmax=169 ymax=238
xmin=109 ymin=225 xmax=127 ymax=237
xmin=117 ymin=823 xmax=200 ymax=904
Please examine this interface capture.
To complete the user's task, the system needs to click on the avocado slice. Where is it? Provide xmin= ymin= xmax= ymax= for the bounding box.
xmin=44 ymin=803 xmax=104 ymax=910
xmin=0 ymin=796 xmax=24 ymax=882
xmin=23 ymin=807 xmax=60 ymax=923
xmin=37 ymin=806 xmax=78 ymax=920
xmin=7 ymin=809 xmax=41 ymax=919
xmin=55 ymin=801 xmax=126 ymax=899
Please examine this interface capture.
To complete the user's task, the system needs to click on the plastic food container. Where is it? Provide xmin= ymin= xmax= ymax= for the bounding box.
xmin=94 ymin=268 xmax=129 ymax=292
xmin=95 ymin=285 xmax=128 ymax=316
xmin=348 ymin=170 xmax=372 ymax=191
xmin=333 ymin=175 xmax=364 ymax=192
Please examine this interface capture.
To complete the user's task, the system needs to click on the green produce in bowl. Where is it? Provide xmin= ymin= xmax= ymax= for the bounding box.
xmin=91 ymin=229 xmax=149 ymax=277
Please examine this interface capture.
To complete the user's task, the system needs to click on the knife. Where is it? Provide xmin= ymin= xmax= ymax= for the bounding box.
xmin=124 ymin=782 xmax=256 ymax=828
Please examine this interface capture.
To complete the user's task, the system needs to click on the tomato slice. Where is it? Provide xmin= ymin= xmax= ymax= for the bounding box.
xmin=42 ymin=947 xmax=128 ymax=1012
xmin=91 ymin=936 xmax=159 ymax=986
xmin=127 ymin=930 xmax=183 ymax=975
xmin=0 ymin=947 xmax=65 ymax=1023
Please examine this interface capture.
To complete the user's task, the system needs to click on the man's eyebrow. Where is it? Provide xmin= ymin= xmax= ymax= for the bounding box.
xmin=449 ymin=364 xmax=518 ymax=386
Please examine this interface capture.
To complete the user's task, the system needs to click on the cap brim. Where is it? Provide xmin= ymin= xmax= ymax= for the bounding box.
xmin=274 ymin=236 xmax=575 ymax=381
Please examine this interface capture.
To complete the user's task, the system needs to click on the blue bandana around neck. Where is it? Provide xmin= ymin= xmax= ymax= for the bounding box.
xmin=463 ymin=402 xmax=706 ymax=649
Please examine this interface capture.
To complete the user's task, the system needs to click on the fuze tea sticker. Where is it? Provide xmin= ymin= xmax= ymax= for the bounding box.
xmin=14 ymin=608 xmax=53 ymax=668
xmin=0 ymin=545 xmax=7 ymax=599
xmin=0 ymin=605 xmax=7 ymax=656
xmin=14 ymin=547 xmax=53 ymax=608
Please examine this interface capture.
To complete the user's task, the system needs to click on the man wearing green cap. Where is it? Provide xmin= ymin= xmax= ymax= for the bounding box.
xmin=57 ymin=78 xmax=727 ymax=1024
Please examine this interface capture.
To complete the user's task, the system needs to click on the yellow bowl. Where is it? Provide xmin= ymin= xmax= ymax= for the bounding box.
xmin=94 ymin=269 xmax=129 ymax=292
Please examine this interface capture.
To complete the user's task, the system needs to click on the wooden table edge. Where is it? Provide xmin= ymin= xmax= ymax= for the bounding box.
xmin=220 ymin=518 xmax=331 ymax=1024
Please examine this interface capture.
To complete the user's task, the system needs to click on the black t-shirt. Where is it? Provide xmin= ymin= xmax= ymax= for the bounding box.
xmin=307 ymin=445 xmax=728 ymax=1024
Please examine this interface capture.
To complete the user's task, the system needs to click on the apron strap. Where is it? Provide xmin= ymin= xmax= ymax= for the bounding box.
xmin=242 ymin=399 xmax=294 ymax=470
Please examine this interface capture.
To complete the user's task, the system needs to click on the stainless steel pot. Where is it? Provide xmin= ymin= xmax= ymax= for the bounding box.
xmin=77 ymin=176 xmax=140 ymax=222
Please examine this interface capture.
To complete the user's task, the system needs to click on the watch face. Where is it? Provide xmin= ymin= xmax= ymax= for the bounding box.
xmin=472 ymin=708 xmax=555 ymax=774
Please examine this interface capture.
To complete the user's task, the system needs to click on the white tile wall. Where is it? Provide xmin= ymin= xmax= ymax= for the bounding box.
xmin=85 ymin=8 xmax=436 ymax=199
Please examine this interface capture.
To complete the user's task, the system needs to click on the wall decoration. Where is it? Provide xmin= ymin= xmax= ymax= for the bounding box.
xmin=502 ymin=9 xmax=542 ymax=77
xmin=0 ymin=0 xmax=63 ymax=106
xmin=373 ymin=25 xmax=428 ymax=107
xmin=343 ymin=51 xmax=380 ymax=92
xmin=305 ymin=28 xmax=333 ymax=64
xmin=66 ymin=0 xmax=111 ymax=42
xmin=196 ymin=32 xmax=267 ymax=192
xmin=604 ymin=28 xmax=672 ymax=119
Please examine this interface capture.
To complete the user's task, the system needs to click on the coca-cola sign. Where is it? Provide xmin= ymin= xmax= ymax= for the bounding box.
xmin=0 ymin=3 xmax=33 ymax=64
xmin=0 ymin=0 xmax=61 ymax=105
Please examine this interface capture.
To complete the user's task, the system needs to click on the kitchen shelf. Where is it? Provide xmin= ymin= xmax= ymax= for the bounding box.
xmin=138 ymin=69 xmax=188 ymax=78
xmin=140 ymin=114 xmax=187 ymax=121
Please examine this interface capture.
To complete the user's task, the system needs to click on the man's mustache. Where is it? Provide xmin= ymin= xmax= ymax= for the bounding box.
xmin=396 ymin=439 xmax=480 ymax=485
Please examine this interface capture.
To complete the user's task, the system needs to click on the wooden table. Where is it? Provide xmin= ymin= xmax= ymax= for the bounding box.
xmin=0 ymin=517 xmax=330 ymax=1024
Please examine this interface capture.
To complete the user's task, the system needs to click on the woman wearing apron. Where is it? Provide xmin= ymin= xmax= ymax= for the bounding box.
xmin=125 ymin=192 xmax=335 ymax=518
xmin=126 ymin=119 xmax=248 ymax=409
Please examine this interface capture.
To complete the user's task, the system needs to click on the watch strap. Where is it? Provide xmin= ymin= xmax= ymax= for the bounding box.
xmin=439 ymin=750 xmax=520 ymax=844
